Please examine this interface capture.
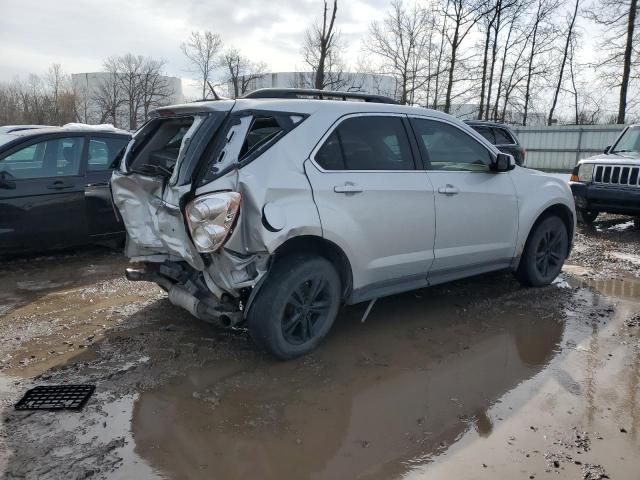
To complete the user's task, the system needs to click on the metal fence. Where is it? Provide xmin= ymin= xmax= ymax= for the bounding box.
xmin=512 ymin=125 xmax=625 ymax=172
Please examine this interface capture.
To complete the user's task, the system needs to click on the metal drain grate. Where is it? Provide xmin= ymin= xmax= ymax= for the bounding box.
xmin=15 ymin=385 xmax=96 ymax=411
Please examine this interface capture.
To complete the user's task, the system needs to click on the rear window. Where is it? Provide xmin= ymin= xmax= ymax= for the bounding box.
xmin=126 ymin=116 xmax=199 ymax=177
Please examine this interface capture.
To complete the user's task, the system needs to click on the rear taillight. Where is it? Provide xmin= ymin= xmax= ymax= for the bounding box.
xmin=185 ymin=192 xmax=241 ymax=253
xmin=520 ymin=147 xmax=526 ymax=161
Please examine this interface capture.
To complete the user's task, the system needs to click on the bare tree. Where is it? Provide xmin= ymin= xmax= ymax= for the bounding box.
xmin=94 ymin=57 xmax=125 ymax=126
xmin=432 ymin=0 xmax=451 ymax=109
xmin=139 ymin=58 xmax=173 ymax=122
xmin=220 ymin=48 xmax=267 ymax=98
xmin=303 ymin=0 xmax=345 ymax=90
xmin=587 ymin=0 xmax=638 ymax=124
xmin=181 ymin=31 xmax=223 ymax=99
xmin=442 ymin=0 xmax=485 ymax=113
xmin=366 ymin=1 xmax=435 ymax=104
xmin=116 ymin=54 xmax=145 ymax=130
xmin=547 ymin=0 xmax=580 ymax=125
xmin=0 ymin=64 xmax=77 ymax=126
xmin=522 ymin=0 xmax=559 ymax=125
xmin=46 ymin=64 xmax=65 ymax=125
xmin=490 ymin=0 xmax=527 ymax=120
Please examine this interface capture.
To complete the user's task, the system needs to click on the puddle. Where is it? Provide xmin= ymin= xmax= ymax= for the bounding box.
xmin=131 ymin=286 xmax=567 ymax=480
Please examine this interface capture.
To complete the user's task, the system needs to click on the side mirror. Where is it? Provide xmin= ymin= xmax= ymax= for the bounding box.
xmin=492 ymin=153 xmax=515 ymax=172
xmin=0 ymin=172 xmax=16 ymax=190
xmin=604 ymin=145 xmax=611 ymax=154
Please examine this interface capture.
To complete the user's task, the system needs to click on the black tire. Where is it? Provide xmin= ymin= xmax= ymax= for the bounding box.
xmin=577 ymin=208 xmax=598 ymax=224
xmin=634 ymin=217 xmax=640 ymax=230
xmin=247 ymin=254 xmax=341 ymax=360
xmin=515 ymin=215 xmax=569 ymax=287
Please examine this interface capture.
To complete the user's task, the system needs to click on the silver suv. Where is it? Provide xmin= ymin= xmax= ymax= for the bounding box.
xmin=111 ymin=88 xmax=575 ymax=359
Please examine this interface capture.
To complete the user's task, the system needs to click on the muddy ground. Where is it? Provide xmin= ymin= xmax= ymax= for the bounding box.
xmin=0 ymin=215 xmax=639 ymax=480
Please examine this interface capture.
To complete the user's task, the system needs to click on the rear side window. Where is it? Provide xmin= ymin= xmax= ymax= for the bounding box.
xmin=473 ymin=126 xmax=495 ymax=143
xmin=239 ymin=116 xmax=283 ymax=159
xmin=88 ymin=136 xmax=130 ymax=171
xmin=493 ymin=128 xmax=514 ymax=144
xmin=315 ymin=116 xmax=414 ymax=171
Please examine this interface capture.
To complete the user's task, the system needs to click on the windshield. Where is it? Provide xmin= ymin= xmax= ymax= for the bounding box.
xmin=612 ymin=126 xmax=640 ymax=153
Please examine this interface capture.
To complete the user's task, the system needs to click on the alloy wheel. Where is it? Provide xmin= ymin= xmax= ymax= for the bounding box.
xmin=281 ymin=277 xmax=332 ymax=345
xmin=535 ymin=228 xmax=565 ymax=279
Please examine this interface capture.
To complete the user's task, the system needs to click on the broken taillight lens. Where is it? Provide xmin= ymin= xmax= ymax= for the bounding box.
xmin=185 ymin=192 xmax=241 ymax=253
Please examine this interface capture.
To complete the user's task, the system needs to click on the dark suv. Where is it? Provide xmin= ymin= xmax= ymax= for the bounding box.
xmin=464 ymin=120 xmax=525 ymax=166
xmin=570 ymin=125 xmax=640 ymax=225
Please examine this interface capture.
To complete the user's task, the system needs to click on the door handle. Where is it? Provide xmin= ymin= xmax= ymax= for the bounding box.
xmin=334 ymin=183 xmax=363 ymax=194
xmin=437 ymin=184 xmax=459 ymax=195
xmin=47 ymin=181 xmax=74 ymax=190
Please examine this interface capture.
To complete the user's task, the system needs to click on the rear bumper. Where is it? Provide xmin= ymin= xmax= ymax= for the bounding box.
xmin=570 ymin=182 xmax=640 ymax=215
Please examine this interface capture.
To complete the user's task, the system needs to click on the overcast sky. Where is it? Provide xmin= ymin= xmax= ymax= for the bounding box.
xmin=0 ymin=0 xmax=600 ymax=106
xmin=0 ymin=0 xmax=392 ymax=97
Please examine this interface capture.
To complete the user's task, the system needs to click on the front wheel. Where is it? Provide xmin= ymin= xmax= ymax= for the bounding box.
xmin=577 ymin=208 xmax=598 ymax=224
xmin=247 ymin=254 xmax=341 ymax=360
xmin=515 ymin=215 xmax=569 ymax=286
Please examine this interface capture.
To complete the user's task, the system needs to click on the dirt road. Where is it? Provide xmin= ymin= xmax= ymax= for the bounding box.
xmin=1 ymin=216 xmax=639 ymax=480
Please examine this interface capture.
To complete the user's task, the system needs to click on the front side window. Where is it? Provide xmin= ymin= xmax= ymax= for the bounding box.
xmin=412 ymin=119 xmax=492 ymax=172
xmin=88 ymin=136 xmax=130 ymax=171
xmin=315 ymin=116 xmax=414 ymax=171
xmin=0 ymin=137 xmax=84 ymax=179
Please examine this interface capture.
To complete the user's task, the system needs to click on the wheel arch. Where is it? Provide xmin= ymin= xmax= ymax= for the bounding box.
xmin=515 ymin=202 xmax=575 ymax=270
xmin=272 ymin=235 xmax=354 ymax=301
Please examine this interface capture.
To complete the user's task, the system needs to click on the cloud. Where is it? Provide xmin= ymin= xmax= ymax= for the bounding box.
xmin=0 ymin=0 xmax=389 ymax=84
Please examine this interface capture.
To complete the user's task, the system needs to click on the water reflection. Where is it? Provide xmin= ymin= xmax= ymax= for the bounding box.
xmin=132 ymin=286 xmax=565 ymax=480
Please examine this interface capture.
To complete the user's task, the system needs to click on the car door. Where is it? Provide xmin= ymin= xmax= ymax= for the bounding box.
xmin=0 ymin=134 xmax=87 ymax=254
xmin=304 ymin=114 xmax=436 ymax=302
xmin=409 ymin=116 xmax=518 ymax=285
xmin=85 ymin=135 xmax=130 ymax=238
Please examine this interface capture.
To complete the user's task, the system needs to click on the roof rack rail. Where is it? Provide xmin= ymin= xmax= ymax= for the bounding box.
xmin=242 ymin=88 xmax=398 ymax=105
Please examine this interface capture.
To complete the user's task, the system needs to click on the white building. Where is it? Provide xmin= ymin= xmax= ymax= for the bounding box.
xmin=72 ymin=72 xmax=184 ymax=130
xmin=225 ymin=71 xmax=398 ymax=100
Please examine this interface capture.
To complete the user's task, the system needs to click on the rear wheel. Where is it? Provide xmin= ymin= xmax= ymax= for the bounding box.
xmin=247 ymin=254 xmax=341 ymax=360
xmin=515 ymin=215 xmax=569 ymax=286
xmin=577 ymin=208 xmax=598 ymax=224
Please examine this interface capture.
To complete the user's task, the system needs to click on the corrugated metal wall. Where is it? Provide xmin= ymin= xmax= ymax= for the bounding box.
xmin=512 ymin=125 xmax=625 ymax=172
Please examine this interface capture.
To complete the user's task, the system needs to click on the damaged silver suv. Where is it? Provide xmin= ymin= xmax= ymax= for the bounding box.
xmin=112 ymin=88 xmax=575 ymax=359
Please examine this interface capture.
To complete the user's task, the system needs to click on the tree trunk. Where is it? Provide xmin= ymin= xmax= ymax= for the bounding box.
xmin=617 ymin=0 xmax=637 ymax=124
xmin=485 ymin=0 xmax=501 ymax=120
xmin=548 ymin=0 xmax=579 ymax=126
xmin=444 ymin=23 xmax=460 ymax=113
xmin=478 ymin=24 xmax=492 ymax=119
